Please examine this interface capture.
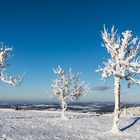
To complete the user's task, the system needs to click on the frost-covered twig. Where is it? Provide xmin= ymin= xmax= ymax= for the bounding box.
xmin=0 ymin=43 xmax=23 ymax=86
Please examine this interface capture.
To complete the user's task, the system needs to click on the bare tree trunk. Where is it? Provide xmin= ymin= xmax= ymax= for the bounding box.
xmin=61 ymin=96 xmax=67 ymax=120
xmin=111 ymin=76 xmax=121 ymax=133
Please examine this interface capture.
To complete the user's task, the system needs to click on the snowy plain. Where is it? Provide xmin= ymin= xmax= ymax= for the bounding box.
xmin=0 ymin=108 xmax=140 ymax=140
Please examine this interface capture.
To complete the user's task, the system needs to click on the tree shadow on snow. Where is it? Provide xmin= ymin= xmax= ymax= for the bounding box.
xmin=120 ymin=117 xmax=140 ymax=131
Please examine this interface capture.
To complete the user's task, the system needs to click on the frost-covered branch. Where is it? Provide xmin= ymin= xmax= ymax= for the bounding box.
xmin=0 ymin=43 xmax=23 ymax=86
xmin=125 ymin=76 xmax=140 ymax=85
xmin=0 ymin=71 xmax=23 ymax=86
xmin=101 ymin=25 xmax=118 ymax=57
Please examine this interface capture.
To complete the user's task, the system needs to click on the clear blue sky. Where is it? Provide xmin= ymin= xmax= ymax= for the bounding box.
xmin=0 ymin=0 xmax=139 ymax=103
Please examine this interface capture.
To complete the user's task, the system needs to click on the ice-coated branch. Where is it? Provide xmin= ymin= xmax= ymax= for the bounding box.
xmin=0 ymin=43 xmax=13 ymax=68
xmin=53 ymin=65 xmax=65 ymax=75
xmin=0 ymin=71 xmax=23 ymax=86
xmin=0 ymin=42 xmax=23 ymax=86
xmin=125 ymin=76 xmax=140 ymax=85
xmin=101 ymin=25 xmax=118 ymax=57
xmin=52 ymin=66 xmax=89 ymax=101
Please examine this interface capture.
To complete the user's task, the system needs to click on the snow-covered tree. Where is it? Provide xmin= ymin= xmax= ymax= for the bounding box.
xmin=0 ymin=43 xmax=23 ymax=86
xmin=51 ymin=66 xmax=89 ymax=119
xmin=97 ymin=26 xmax=140 ymax=134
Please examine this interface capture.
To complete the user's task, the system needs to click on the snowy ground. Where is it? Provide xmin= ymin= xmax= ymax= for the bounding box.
xmin=0 ymin=109 xmax=140 ymax=140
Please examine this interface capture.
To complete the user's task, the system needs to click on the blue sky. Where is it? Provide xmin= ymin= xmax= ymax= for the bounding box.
xmin=0 ymin=0 xmax=139 ymax=103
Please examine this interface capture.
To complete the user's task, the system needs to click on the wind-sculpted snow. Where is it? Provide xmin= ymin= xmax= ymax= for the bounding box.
xmin=0 ymin=109 xmax=140 ymax=140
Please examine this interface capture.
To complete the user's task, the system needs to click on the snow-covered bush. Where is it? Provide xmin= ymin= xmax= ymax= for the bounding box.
xmin=97 ymin=25 xmax=140 ymax=133
xmin=121 ymin=107 xmax=140 ymax=116
xmin=0 ymin=43 xmax=23 ymax=86
xmin=51 ymin=66 xmax=89 ymax=119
